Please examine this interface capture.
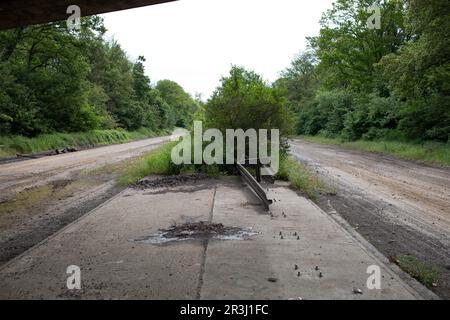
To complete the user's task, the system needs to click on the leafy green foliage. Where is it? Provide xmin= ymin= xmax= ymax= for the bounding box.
xmin=308 ymin=0 xmax=409 ymax=92
xmin=378 ymin=0 xmax=450 ymax=141
xmin=282 ymin=0 xmax=449 ymax=143
xmin=118 ymin=141 xmax=225 ymax=185
xmin=203 ymin=66 xmax=293 ymax=161
xmin=342 ymin=93 xmax=402 ymax=140
xmin=205 ymin=66 xmax=293 ymax=135
xmin=277 ymin=156 xmax=325 ymax=199
xmin=296 ymin=89 xmax=355 ymax=137
xmin=0 ymin=17 xmax=193 ymax=137
xmin=156 ymin=80 xmax=199 ymax=128
xmin=397 ymin=255 xmax=440 ymax=288
xmin=277 ymin=51 xmax=318 ymax=115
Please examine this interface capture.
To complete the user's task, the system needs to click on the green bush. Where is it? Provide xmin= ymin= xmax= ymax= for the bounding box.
xmin=342 ymin=94 xmax=402 ymax=141
xmin=296 ymin=89 xmax=354 ymax=137
xmin=119 ymin=141 xmax=226 ymax=185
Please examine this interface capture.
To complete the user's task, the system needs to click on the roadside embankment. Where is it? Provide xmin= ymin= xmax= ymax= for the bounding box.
xmin=300 ymin=135 xmax=450 ymax=167
xmin=0 ymin=128 xmax=171 ymax=159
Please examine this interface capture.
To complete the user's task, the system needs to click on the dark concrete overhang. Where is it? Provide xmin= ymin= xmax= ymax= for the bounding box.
xmin=0 ymin=0 xmax=176 ymax=30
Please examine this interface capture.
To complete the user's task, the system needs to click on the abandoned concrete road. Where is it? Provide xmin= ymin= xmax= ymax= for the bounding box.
xmin=0 ymin=177 xmax=435 ymax=299
xmin=0 ymin=136 xmax=169 ymax=265
xmin=290 ymin=139 xmax=450 ymax=298
xmin=0 ymin=138 xmax=446 ymax=299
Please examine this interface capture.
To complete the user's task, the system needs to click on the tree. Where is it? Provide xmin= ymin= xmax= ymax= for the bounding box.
xmin=0 ymin=20 xmax=103 ymax=134
xmin=277 ymin=50 xmax=319 ymax=114
xmin=205 ymin=66 xmax=292 ymax=136
xmin=156 ymin=80 xmax=198 ymax=128
xmin=309 ymin=0 xmax=409 ymax=92
xmin=378 ymin=0 xmax=450 ymax=140
xmin=280 ymin=0 xmax=449 ymax=142
xmin=0 ymin=16 xmax=182 ymax=136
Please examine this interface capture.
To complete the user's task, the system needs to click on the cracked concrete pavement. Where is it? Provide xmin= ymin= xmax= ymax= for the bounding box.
xmin=0 ymin=177 xmax=436 ymax=299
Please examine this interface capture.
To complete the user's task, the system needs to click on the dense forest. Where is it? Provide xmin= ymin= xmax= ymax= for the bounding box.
xmin=0 ymin=16 xmax=198 ymax=137
xmin=276 ymin=0 xmax=449 ymax=142
xmin=0 ymin=0 xmax=448 ymax=146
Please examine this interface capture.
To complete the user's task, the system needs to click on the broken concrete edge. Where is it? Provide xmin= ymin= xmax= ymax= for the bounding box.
xmin=306 ymin=200 xmax=440 ymax=300
xmin=0 ymin=187 xmax=128 ymax=273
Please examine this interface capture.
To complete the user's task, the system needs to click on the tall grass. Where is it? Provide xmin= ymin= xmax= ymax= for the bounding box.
xmin=396 ymin=255 xmax=440 ymax=288
xmin=0 ymin=128 xmax=169 ymax=158
xmin=119 ymin=142 xmax=178 ymax=185
xmin=300 ymin=135 xmax=450 ymax=166
xmin=277 ymin=156 xmax=325 ymax=199
xmin=118 ymin=141 xmax=226 ymax=185
xmin=120 ymin=141 xmax=326 ymax=198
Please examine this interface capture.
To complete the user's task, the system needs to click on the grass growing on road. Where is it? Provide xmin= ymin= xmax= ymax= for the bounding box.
xmin=120 ymin=142 xmax=326 ymax=198
xmin=118 ymin=142 xmax=178 ymax=185
xmin=118 ymin=142 xmax=225 ymax=185
xmin=300 ymin=135 xmax=450 ymax=166
xmin=0 ymin=128 xmax=168 ymax=158
xmin=277 ymin=156 xmax=325 ymax=199
xmin=396 ymin=255 xmax=440 ymax=288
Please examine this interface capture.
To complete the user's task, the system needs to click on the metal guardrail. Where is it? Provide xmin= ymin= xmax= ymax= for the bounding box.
xmin=236 ymin=163 xmax=273 ymax=211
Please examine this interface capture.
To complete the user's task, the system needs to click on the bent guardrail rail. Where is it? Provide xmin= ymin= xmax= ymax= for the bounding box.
xmin=236 ymin=162 xmax=273 ymax=211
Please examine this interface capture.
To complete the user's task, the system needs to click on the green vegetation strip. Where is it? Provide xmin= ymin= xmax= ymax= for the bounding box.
xmin=119 ymin=142 xmax=177 ymax=185
xmin=0 ymin=128 xmax=169 ymax=159
xmin=396 ymin=255 xmax=440 ymax=288
xmin=301 ymin=135 xmax=450 ymax=167
xmin=119 ymin=142 xmax=225 ymax=186
xmin=119 ymin=143 xmax=324 ymax=201
xmin=277 ymin=156 xmax=325 ymax=199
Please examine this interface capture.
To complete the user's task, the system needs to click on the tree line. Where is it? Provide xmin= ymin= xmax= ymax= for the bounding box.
xmin=277 ymin=0 xmax=449 ymax=142
xmin=1 ymin=1 xmax=448 ymax=144
xmin=0 ymin=16 xmax=199 ymax=137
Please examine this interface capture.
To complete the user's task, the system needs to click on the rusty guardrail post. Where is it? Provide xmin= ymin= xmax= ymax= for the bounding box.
xmin=236 ymin=162 xmax=273 ymax=211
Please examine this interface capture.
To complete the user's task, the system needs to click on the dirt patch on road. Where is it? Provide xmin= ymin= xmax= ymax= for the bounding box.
xmin=0 ymin=137 xmax=167 ymax=267
xmin=133 ymin=221 xmax=258 ymax=245
xmin=317 ymin=193 xmax=450 ymax=298
xmin=133 ymin=173 xmax=212 ymax=189
xmin=0 ymin=178 xmax=98 ymax=229
xmin=0 ymin=174 xmax=124 ymax=266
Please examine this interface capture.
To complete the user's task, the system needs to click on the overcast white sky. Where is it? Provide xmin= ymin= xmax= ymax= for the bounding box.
xmin=101 ymin=0 xmax=334 ymax=99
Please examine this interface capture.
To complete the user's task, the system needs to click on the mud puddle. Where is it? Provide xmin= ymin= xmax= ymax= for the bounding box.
xmin=133 ymin=174 xmax=211 ymax=189
xmin=132 ymin=221 xmax=258 ymax=245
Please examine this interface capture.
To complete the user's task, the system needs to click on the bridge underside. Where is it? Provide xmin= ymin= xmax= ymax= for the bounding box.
xmin=0 ymin=0 xmax=176 ymax=30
